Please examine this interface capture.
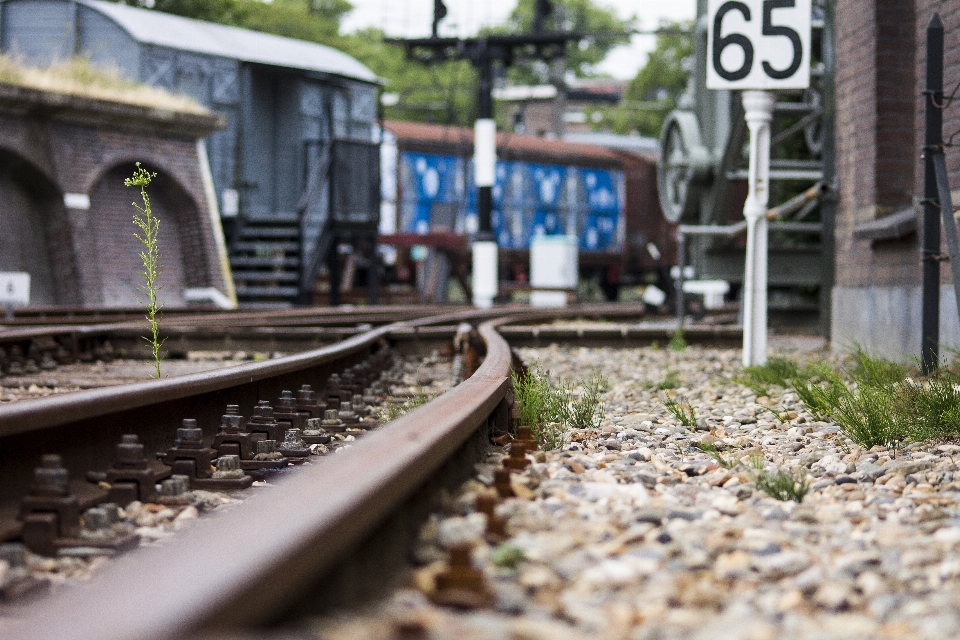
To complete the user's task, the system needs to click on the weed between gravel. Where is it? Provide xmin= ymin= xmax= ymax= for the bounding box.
xmin=662 ymin=394 xmax=697 ymax=427
xmin=755 ymin=467 xmax=810 ymax=502
xmin=693 ymin=441 xmax=737 ymax=469
xmin=512 ymin=366 xmax=608 ymax=450
xmin=490 ymin=543 xmax=525 ymax=569
xmin=379 ymin=387 xmax=430 ymax=423
xmin=736 ymin=345 xmax=960 ymax=451
xmin=668 ymin=327 xmax=688 ymax=352
xmin=125 ymin=163 xmax=164 ymax=379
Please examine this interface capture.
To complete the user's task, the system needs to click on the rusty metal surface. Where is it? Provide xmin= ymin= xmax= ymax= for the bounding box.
xmin=1 ymin=305 xmax=465 ymax=327
xmin=1 ymin=317 xmax=513 ymax=640
xmin=0 ymin=309 xmax=513 ymax=439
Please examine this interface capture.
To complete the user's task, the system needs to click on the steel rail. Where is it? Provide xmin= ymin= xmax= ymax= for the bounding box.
xmin=0 ymin=305 xmax=462 ymax=346
xmin=2 ymin=316 xmax=514 ymax=640
xmin=0 ymin=305 xmax=644 ymax=439
xmin=0 ymin=308 xmax=519 ymax=516
xmin=1 ymin=304 xmax=463 ymax=326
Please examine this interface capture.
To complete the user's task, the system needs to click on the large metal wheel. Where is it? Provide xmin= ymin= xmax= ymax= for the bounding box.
xmin=657 ymin=110 xmax=712 ymax=224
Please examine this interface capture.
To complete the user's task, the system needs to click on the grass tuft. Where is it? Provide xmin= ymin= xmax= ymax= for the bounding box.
xmin=791 ymin=362 xmax=846 ymax=421
xmin=662 ymin=394 xmax=697 ymax=427
xmin=490 ymin=543 xmax=526 ymax=569
xmin=756 ymin=467 xmax=810 ymax=502
xmin=658 ymin=369 xmax=680 ymax=390
xmin=512 ymin=365 xmax=611 ymax=450
xmin=847 ymin=344 xmax=908 ymax=388
xmin=569 ymin=371 xmax=608 ymax=429
xmin=736 ymin=356 xmax=801 ymax=395
xmin=511 ymin=366 xmax=569 ymax=450
xmin=694 ymin=441 xmax=736 ymax=468
xmin=668 ymin=327 xmax=688 ymax=352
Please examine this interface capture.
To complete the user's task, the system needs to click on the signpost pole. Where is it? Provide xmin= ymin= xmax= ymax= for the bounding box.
xmin=741 ymin=90 xmax=775 ymax=367
xmin=472 ymin=40 xmax=498 ymax=309
xmin=705 ymin=0 xmax=810 ymax=366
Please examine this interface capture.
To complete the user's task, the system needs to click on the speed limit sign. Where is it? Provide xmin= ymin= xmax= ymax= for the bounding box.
xmin=707 ymin=0 xmax=811 ymax=90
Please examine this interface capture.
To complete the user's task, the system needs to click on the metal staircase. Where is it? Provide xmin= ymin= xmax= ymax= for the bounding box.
xmin=227 ymin=139 xmax=379 ymax=307
xmin=229 ymin=214 xmax=303 ymax=305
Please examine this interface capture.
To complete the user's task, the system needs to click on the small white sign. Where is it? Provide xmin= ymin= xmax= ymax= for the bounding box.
xmin=474 ymin=118 xmax=496 ymax=188
xmin=63 ymin=193 xmax=91 ymax=210
xmin=221 ymin=189 xmax=239 ymax=218
xmin=707 ymin=0 xmax=811 ymax=90
xmin=0 ymin=272 xmax=30 ymax=306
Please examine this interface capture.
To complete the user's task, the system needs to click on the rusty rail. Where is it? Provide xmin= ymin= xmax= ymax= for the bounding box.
xmin=0 ymin=308 xmax=523 ymax=511
xmin=2 ymin=317 xmax=513 ymax=640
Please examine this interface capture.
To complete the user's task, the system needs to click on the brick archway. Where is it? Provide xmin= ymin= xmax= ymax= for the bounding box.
xmin=0 ymin=148 xmax=78 ymax=305
xmin=89 ymin=163 xmax=206 ymax=307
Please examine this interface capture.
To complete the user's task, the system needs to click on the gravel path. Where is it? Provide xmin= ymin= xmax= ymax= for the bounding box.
xmin=311 ymin=339 xmax=960 ymax=639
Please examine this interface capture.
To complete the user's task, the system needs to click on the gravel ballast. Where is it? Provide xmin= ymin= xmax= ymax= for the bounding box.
xmin=312 ymin=339 xmax=960 ymax=639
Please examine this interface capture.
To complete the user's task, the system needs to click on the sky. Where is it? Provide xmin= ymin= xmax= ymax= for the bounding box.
xmin=339 ymin=0 xmax=696 ymax=80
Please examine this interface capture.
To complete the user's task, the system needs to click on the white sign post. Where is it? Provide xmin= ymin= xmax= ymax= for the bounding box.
xmin=472 ymin=118 xmax=498 ymax=308
xmin=707 ymin=0 xmax=811 ymax=366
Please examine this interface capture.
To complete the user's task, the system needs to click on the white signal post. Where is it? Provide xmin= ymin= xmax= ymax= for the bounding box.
xmin=706 ymin=0 xmax=811 ymax=366
xmin=741 ymin=91 xmax=775 ymax=365
xmin=472 ymin=118 xmax=498 ymax=308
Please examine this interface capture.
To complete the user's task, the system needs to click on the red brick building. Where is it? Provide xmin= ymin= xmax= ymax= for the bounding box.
xmin=832 ymin=2 xmax=960 ymax=357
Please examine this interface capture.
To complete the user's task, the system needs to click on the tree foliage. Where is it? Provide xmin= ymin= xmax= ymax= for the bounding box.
xmin=129 ymin=0 xmax=350 ymax=42
xmin=340 ymin=29 xmax=477 ymax=125
xmin=499 ymin=0 xmax=633 ymax=84
xmin=593 ymin=21 xmax=693 ymax=137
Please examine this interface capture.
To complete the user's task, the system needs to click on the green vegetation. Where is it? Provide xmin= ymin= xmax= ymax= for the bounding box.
xmin=736 ymin=356 xmax=801 ymax=396
xmin=0 ymin=54 xmax=204 ymax=113
xmin=593 ymin=21 xmax=693 ymax=137
xmin=569 ymin=371 xmax=608 ymax=429
xmin=756 ymin=467 xmax=809 ymax=502
xmin=490 ymin=542 xmax=526 ymax=569
xmin=791 ymin=363 xmax=846 ymax=421
xmin=125 ymin=163 xmax=165 ymax=378
xmin=499 ymin=0 xmax=633 ymax=82
xmin=662 ymin=394 xmax=696 ymax=427
xmin=693 ymin=440 xmax=735 ymax=469
xmin=658 ymin=369 xmax=680 ymax=390
xmin=668 ymin=326 xmax=688 ymax=352
xmin=734 ymin=346 xmax=960 ymax=451
xmin=379 ymin=386 xmax=430 ymax=423
xmin=511 ymin=365 xmax=608 ymax=450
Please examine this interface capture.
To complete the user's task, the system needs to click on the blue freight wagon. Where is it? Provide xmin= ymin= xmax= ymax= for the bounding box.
xmin=382 ymin=120 xmax=658 ymax=302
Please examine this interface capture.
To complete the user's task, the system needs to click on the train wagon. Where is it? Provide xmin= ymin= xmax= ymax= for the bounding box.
xmin=380 ymin=120 xmax=673 ymax=302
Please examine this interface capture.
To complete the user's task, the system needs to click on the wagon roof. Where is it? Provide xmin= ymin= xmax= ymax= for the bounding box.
xmin=81 ymin=0 xmax=378 ymax=84
xmin=384 ymin=120 xmax=624 ymax=167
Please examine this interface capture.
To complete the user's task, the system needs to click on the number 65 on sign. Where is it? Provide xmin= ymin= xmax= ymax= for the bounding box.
xmin=707 ymin=0 xmax=811 ymax=90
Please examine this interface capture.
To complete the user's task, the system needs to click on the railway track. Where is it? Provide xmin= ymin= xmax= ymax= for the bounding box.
xmin=0 ymin=305 xmax=743 ymax=639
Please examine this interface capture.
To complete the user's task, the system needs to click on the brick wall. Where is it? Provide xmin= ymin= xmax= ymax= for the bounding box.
xmin=834 ymin=2 xmax=960 ymax=290
xmin=834 ymin=0 xmax=919 ymax=288
xmin=0 ymin=87 xmax=228 ymax=306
